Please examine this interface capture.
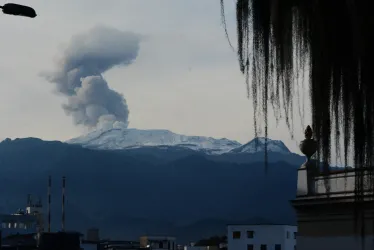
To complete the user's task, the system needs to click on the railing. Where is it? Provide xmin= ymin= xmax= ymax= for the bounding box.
xmin=297 ymin=166 xmax=374 ymax=198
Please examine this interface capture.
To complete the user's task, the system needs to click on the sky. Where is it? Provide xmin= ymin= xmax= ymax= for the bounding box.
xmin=0 ymin=0 xmax=312 ymax=154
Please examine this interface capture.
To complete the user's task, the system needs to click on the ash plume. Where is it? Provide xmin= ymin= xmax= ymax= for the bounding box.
xmin=43 ymin=26 xmax=141 ymax=129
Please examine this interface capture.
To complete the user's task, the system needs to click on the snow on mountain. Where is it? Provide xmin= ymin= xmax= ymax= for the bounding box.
xmin=67 ymin=128 xmax=292 ymax=155
xmin=229 ymin=137 xmax=291 ymax=154
xmin=67 ymin=128 xmax=241 ymax=154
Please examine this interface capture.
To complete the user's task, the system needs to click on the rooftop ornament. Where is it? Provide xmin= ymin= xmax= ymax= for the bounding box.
xmin=298 ymin=125 xmax=318 ymax=195
xmin=299 ymin=125 xmax=317 ymax=162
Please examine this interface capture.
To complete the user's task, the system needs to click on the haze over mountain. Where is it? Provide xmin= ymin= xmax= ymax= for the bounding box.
xmin=0 ymin=128 xmax=304 ymax=243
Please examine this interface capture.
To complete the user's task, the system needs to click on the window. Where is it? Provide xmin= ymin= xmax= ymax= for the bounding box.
xmin=247 ymin=244 xmax=254 ymax=250
xmin=260 ymin=245 xmax=267 ymax=250
xmin=286 ymin=231 xmax=290 ymax=239
xmin=159 ymin=242 xmax=163 ymax=248
xmin=247 ymin=230 xmax=254 ymax=238
xmin=232 ymin=231 xmax=241 ymax=239
xmin=294 ymin=232 xmax=297 ymax=239
xmin=275 ymin=244 xmax=281 ymax=250
xmin=294 ymin=246 xmax=296 ymax=250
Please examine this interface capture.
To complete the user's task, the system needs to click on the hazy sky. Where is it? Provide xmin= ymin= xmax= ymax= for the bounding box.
xmin=0 ymin=0 xmax=311 ymax=153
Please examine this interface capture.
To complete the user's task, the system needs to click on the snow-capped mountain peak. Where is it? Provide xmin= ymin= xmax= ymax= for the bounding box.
xmin=229 ymin=137 xmax=290 ymax=154
xmin=67 ymin=128 xmax=292 ymax=155
xmin=67 ymin=128 xmax=241 ymax=154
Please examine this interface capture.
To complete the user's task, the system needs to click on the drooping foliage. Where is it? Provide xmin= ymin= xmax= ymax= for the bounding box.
xmin=221 ymin=0 xmax=374 ymax=242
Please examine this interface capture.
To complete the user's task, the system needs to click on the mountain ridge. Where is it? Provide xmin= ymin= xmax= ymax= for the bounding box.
xmin=66 ymin=128 xmax=295 ymax=155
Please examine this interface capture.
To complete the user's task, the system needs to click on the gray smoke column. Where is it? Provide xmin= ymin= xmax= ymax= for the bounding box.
xmin=43 ymin=26 xmax=141 ymax=129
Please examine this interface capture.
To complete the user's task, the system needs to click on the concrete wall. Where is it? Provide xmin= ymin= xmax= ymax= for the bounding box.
xmin=297 ymin=236 xmax=374 ymax=250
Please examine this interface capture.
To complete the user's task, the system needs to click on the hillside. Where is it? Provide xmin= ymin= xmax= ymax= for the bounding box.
xmin=0 ymin=136 xmax=300 ymax=243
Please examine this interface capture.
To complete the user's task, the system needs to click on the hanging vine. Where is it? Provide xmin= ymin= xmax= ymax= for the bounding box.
xmin=220 ymin=0 xmax=374 ymax=244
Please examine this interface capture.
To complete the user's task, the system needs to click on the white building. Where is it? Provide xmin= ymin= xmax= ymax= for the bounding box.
xmin=227 ymin=224 xmax=297 ymax=250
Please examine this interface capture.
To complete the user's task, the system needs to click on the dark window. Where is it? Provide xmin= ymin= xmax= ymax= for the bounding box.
xmin=159 ymin=242 xmax=163 ymax=248
xmin=168 ymin=242 xmax=170 ymax=250
xmin=260 ymin=245 xmax=267 ymax=250
xmin=247 ymin=244 xmax=254 ymax=250
xmin=275 ymin=244 xmax=281 ymax=250
xmin=294 ymin=246 xmax=296 ymax=250
xmin=286 ymin=231 xmax=290 ymax=239
xmin=294 ymin=232 xmax=297 ymax=239
xmin=232 ymin=231 xmax=241 ymax=239
xmin=246 ymin=231 xmax=254 ymax=238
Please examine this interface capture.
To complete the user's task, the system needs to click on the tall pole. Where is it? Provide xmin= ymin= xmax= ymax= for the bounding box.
xmin=48 ymin=176 xmax=51 ymax=233
xmin=62 ymin=176 xmax=66 ymax=232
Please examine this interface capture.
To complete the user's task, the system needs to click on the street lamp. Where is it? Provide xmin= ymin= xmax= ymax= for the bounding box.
xmin=0 ymin=3 xmax=36 ymax=18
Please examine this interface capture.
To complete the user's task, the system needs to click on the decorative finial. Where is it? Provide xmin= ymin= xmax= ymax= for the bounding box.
xmin=299 ymin=125 xmax=317 ymax=160
xmin=305 ymin=125 xmax=313 ymax=139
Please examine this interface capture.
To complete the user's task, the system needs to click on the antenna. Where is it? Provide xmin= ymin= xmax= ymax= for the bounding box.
xmin=62 ymin=176 xmax=66 ymax=232
xmin=48 ymin=176 xmax=51 ymax=233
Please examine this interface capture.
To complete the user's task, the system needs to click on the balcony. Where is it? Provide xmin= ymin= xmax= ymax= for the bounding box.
xmin=296 ymin=164 xmax=374 ymax=201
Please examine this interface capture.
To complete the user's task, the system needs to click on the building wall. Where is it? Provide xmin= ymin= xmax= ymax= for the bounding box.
xmin=283 ymin=226 xmax=297 ymax=250
xmin=297 ymin=236 xmax=374 ymax=250
xmin=227 ymin=225 xmax=297 ymax=250
xmin=293 ymin=201 xmax=374 ymax=250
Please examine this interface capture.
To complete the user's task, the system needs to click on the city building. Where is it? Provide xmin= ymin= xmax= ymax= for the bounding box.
xmin=0 ymin=194 xmax=44 ymax=238
xmin=140 ymin=235 xmax=177 ymax=250
xmin=292 ymin=126 xmax=374 ymax=250
xmin=227 ymin=224 xmax=297 ymax=250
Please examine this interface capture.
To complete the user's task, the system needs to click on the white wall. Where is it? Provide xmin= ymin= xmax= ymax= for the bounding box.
xmin=297 ymin=236 xmax=374 ymax=250
xmin=283 ymin=225 xmax=297 ymax=250
xmin=227 ymin=225 xmax=297 ymax=250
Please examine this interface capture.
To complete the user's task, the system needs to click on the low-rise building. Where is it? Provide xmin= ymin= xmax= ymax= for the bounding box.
xmin=140 ymin=235 xmax=176 ymax=250
xmin=227 ymin=224 xmax=297 ymax=250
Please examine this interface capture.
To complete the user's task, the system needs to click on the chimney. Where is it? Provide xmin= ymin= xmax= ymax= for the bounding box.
xmin=62 ymin=176 xmax=66 ymax=232
xmin=48 ymin=176 xmax=51 ymax=233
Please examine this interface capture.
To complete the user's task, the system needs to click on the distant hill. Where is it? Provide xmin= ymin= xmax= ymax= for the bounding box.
xmin=0 ymin=134 xmax=301 ymax=243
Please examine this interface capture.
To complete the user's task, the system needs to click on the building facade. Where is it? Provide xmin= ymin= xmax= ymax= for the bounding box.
xmin=0 ymin=195 xmax=44 ymax=238
xmin=227 ymin=224 xmax=297 ymax=250
xmin=292 ymin=165 xmax=374 ymax=250
xmin=139 ymin=235 xmax=177 ymax=250
xmin=293 ymin=126 xmax=374 ymax=250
